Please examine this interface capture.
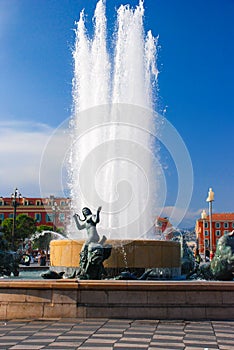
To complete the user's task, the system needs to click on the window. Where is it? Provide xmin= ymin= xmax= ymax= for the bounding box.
xmin=224 ymin=222 xmax=229 ymax=228
xmin=215 ymin=222 xmax=220 ymax=228
xmin=9 ymin=213 xmax=13 ymax=218
xmin=46 ymin=213 xmax=54 ymax=222
xmin=205 ymin=230 xmax=209 ymax=236
xmin=0 ymin=213 xmax=4 ymax=221
xmin=224 ymin=230 xmax=229 ymax=235
xmin=205 ymin=239 xmax=209 ymax=248
xmin=60 ymin=201 xmax=66 ymax=206
xmin=215 ymin=230 xmax=221 ymax=237
xmin=36 ymin=200 xmax=41 ymax=206
xmin=0 ymin=201 xmax=3 ymax=206
xmin=35 ymin=213 xmax=41 ymax=222
xmin=204 ymin=222 xmax=208 ymax=228
xmin=59 ymin=213 xmax=65 ymax=222
xmin=232 ymin=222 xmax=234 ymax=229
xmin=24 ymin=200 xmax=29 ymax=206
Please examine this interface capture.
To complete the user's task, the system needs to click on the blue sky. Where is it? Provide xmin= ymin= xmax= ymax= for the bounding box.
xmin=0 ymin=0 xmax=233 ymax=227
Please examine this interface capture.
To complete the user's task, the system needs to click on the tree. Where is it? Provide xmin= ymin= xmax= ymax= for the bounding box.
xmin=1 ymin=218 xmax=13 ymax=243
xmin=2 ymin=214 xmax=36 ymax=246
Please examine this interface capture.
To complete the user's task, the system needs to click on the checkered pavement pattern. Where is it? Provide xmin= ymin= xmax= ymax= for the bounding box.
xmin=0 ymin=319 xmax=233 ymax=349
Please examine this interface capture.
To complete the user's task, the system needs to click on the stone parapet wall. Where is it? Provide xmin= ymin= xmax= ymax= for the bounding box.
xmin=0 ymin=280 xmax=233 ymax=320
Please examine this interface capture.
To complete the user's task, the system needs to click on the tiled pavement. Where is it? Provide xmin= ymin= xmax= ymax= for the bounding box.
xmin=0 ymin=319 xmax=233 ymax=350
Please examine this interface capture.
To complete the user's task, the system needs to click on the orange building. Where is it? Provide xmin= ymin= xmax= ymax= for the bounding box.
xmin=0 ymin=195 xmax=71 ymax=232
xmin=196 ymin=212 xmax=234 ymax=254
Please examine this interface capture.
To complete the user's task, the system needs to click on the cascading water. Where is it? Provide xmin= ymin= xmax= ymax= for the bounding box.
xmin=68 ymin=0 xmax=160 ymax=240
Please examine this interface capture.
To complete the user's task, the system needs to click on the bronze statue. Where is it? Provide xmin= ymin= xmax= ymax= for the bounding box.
xmin=73 ymin=206 xmax=111 ymax=279
xmin=73 ymin=206 xmax=103 ymax=244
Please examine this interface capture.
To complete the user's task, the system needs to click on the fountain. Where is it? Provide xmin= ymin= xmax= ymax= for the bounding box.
xmin=0 ymin=0 xmax=233 ymax=321
xmin=50 ymin=0 xmax=181 ymax=279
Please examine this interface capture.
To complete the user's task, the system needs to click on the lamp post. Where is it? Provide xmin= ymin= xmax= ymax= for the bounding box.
xmin=206 ymin=188 xmax=214 ymax=259
xmin=11 ymin=188 xmax=22 ymax=250
xmin=201 ymin=209 xmax=207 ymax=258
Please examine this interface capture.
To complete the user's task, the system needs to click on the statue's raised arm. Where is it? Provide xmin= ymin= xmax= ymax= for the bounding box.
xmin=94 ymin=206 xmax=102 ymax=224
xmin=73 ymin=213 xmax=86 ymax=230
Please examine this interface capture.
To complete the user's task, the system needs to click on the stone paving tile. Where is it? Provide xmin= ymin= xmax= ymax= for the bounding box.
xmin=132 ymin=320 xmax=158 ymax=325
xmin=0 ymin=327 xmax=19 ymax=332
xmin=117 ymin=336 xmax=151 ymax=342
xmin=83 ymin=338 xmax=117 ymax=344
xmin=9 ymin=346 xmax=44 ymax=349
xmin=64 ymin=330 xmax=95 ymax=335
xmin=185 ymin=328 xmax=214 ymax=333
xmin=114 ymin=344 xmax=149 ymax=349
xmin=149 ymin=345 xmax=184 ymax=350
xmin=216 ymin=332 xmax=234 ymax=339
xmin=72 ymin=327 xmax=102 ymax=331
xmin=154 ymin=330 xmax=185 ymax=336
xmin=184 ymin=334 xmax=216 ymax=340
xmin=45 ymin=348 xmax=79 ymax=350
xmin=91 ymin=333 xmax=122 ymax=339
xmin=4 ymin=330 xmax=36 ymax=335
xmin=46 ymin=341 xmax=83 ymax=347
xmin=150 ymin=340 xmax=184 ymax=347
xmin=123 ymin=333 xmax=152 ymax=339
xmin=21 ymin=338 xmax=56 ymax=343
xmin=107 ymin=319 xmax=130 ymax=322
xmin=94 ymin=333 xmax=123 ymax=338
xmin=5 ymin=323 xmax=27 ymax=326
xmin=96 ymin=327 xmax=124 ymax=332
xmin=96 ymin=324 xmax=126 ymax=328
xmin=183 ymin=330 xmax=215 ymax=335
xmin=214 ymin=328 xmax=233 ymax=334
xmin=219 ymin=346 xmax=234 ymax=350
xmin=0 ymin=342 xmax=16 ymax=347
xmin=184 ymin=347 xmax=218 ymax=350
xmin=217 ymin=339 xmax=234 ymax=346
xmin=153 ymin=334 xmax=184 ymax=341
xmin=124 ymin=328 xmax=154 ymax=336
xmin=0 ymin=336 xmax=28 ymax=340
xmin=149 ymin=348 xmax=184 ymax=350
xmin=30 ymin=331 xmax=63 ymax=337
xmin=78 ymin=347 xmax=113 ymax=350
xmin=130 ymin=323 xmax=156 ymax=327
xmin=128 ymin=327 xmax=155 ymax=332
xmin=183 ymin=340 xmax=219 ymax=348
xmin=57 ymin=335 xmax=88 ymax=341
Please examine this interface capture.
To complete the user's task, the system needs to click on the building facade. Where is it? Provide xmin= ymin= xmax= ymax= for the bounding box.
xmin=0 ymin=195 xmax=71 ymax=232
xmin=196 ymin=212 xmax=234 ymax=254
xmin=155 ymin=217 xmax=173 ymax=239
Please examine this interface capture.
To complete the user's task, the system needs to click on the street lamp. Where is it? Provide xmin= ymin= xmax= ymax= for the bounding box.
xmin=206 ymin=187 xmax=214 ymax=259
xmin=201 ymin=209 xmax=207 ymax=258
xmin=11 ymin=188 xmax=22 ymax=250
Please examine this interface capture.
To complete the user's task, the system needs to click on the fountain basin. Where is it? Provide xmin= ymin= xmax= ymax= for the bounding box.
xmin=50 ymin=239 xmax=181 ymax=277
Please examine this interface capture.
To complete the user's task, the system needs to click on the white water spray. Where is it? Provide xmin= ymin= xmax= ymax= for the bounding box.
xmin=69 ymin=0 xmax=159 ymax=239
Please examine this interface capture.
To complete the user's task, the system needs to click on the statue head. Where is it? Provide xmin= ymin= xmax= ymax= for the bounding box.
xmin=82 ymin=207 xmax=92 ymax=217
